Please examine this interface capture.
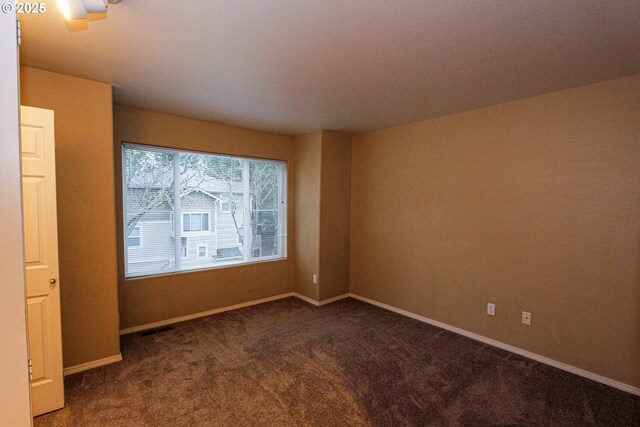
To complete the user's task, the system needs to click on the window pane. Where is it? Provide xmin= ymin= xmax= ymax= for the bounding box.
xmin=123 ymin=147 xmax=175 ymax=277
xmin=251 ymin=210 xmax=279 ymax=257
xmin=250 ymin=161 xmax=279 ymax=210
xmin=127 ymin=227 xmax=141 ymax=247
xmin=183 ymin=213 xmax=190 ymax=232
xmin=202 ymin=213 xmax=209 ymax=231
xmin=123 ymin=144 xmax=286 ymax=278
xmin=181 ymin=237 xmax=188 ymax=258
xmin=191 ymin=213 xmax=202 ymax=231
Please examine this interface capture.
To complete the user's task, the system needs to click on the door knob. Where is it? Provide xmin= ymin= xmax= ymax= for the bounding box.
xmin=49 ymin=278 xmax=57 ymax=284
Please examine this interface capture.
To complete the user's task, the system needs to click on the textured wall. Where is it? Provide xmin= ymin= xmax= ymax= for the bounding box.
xmin=294 ymin=131 xmax=322 ymax=301
xmin=294 ymin=130 xmax=351 ymax=301
xmin=319 ymin=131 xmax=351 ymax=300
xmin=114 ymin=105 xmax=296 ymax=329
xmin=20 ymin=66 xmax=120 ymax=368
xmin=351 ymin=75 xmax=640 ymax=387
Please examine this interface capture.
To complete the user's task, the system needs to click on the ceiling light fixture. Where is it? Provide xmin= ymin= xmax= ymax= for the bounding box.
xmin=57 ymin=0 xmax=120 ymax=20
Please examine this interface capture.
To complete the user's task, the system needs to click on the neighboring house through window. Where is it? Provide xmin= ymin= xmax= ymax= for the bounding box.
xmin=183 ymin=212 xmax=210 ymax=232
xmin=197 ymin=245 xmax=208 ymax=258
xmin=127 ymin=227 xmax=141 ymax=247
xmin=181 ymin=237 xmax=188 ymax=259
xmin=122 ymin=143 xmax=287 ymax=278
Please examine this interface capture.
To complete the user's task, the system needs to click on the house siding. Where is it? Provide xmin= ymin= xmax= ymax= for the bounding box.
xmin=125 ymin=191 xmax=246 ymax=276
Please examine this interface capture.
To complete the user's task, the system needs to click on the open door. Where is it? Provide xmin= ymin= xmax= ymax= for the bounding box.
xmin=21 ymin=105 xmax=64 ymax=416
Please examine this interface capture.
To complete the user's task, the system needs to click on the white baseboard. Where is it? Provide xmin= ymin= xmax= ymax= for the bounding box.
xmin=63 ymin=353 xmax=123 ymax=376
xmin=73 ymin=291 xmax=639 ymax=396
xmin=292 ymin=292 xmax=318 ymax=306
xmin=318 ymin=293 xmax=350 ymax=306
xmin=119 ymin=292 xmax=295 ymax=335
xmin=119 ymin=291 xmax=350 ymax=335
xmin=293 ymin=292 xmax=349 ymax=306
xmin=348 ymin=293 xmax=640 ymax=396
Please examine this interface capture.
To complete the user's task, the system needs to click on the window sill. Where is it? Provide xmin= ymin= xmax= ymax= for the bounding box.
xmin=124 ymin=256 xmax=288 ymax=282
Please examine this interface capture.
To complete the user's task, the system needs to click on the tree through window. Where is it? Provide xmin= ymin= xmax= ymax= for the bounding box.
xmin=123 ymin=144 xmax=287 ymax=278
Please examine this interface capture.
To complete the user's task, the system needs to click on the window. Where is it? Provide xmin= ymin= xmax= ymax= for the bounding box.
xmin=197 ymin=245 xmax=208 ymax=258
xmin=127 ymin=227 xmax=141 ymax=247
xmin=183 ymin=212 xmax=209 ymax=232
xmin=123 ymin=143 xmax=287 ymax=278
xmin=181 ymin=237 xmax=188 ymax=259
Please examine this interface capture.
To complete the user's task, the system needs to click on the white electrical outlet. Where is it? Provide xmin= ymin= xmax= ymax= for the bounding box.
xmin=312 ymin=274 xmax=318 ymax=284
xmin=487 ymin=303 xmax=495 ymax=316
xmin=522 ymin=311 xmax=531 ymax=325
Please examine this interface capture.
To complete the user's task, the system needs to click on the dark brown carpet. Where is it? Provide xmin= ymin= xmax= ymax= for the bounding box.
xmin=35 ymin=297 xmax=639 ymax=426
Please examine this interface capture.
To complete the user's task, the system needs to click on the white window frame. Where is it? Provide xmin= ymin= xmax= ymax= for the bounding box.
xmin=122 ymin=143 xmax=288 ymax=279
xmin=220 ymin=202 xmax=232 ymax=213
xmin=182 ymin=212 xmax=211 ymax=234
xmin=197 ymin=244 xmax=208 ymax=259
xmin=180 ymin=236 xmax=188 ymax=260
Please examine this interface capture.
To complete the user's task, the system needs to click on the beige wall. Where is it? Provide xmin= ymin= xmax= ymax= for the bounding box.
xmin=114 ymin=105 xmax=296 ymax=329
xmin=293 ymin=131 xmax=321 ymax=300
xmin=18 ymin=64 xmax=638 ymax=389
xmin=351 ymin=74 xmax=640 ymax=387
xmin=294 ymin=130 xmax=352 ymax=301
xmin=1 ymin=14 xmax=31 ymax=424
xmin=20 ymin=67 xmax=121 ymax=369
xmin=319 ymin=131 xmax=351 ymax=300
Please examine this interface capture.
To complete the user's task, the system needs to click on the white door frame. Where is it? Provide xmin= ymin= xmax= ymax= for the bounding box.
xmin=0 ymin=8 xmax=34 ymax=427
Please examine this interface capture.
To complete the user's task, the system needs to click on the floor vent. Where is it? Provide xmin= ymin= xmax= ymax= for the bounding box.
xmin=141 ymin=326 xmax=173 ymax=336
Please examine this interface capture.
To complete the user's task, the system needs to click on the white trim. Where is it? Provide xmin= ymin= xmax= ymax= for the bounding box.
xmin=278 ymin=162 xmax=287 ymax=259
xmin=182 ymin=211 xmax=211 ymax=233
xmin=293 ymin=292 xmax=349 ymax=306
xmin=94 ymin=291 xmax=640 ymax=396
xmin=180 ymin=236 xmax=188 ymax=259
xmin=293 ymin=292 xmax=319 ymax=306
xmin=118 ymin=292 xmax=349 ymax=336
xmin=348 ymin=293 xmax=640 ymax=396
xmin=220 ymin=201 xmax=233 ymax=213
xmin=125 ymin=256 xmax=288 ymax=280
xmin=63 ymin=353 xmax=123 ymax=376
xmin=190 ymin=187 xmax=221 ymax=202
xmin=119 ymin=292 xmax=295 ymax=335
xmin=197 ymin=244 xmax=208 ymax=258
xmin=319 ymin=293 xmax=350 ymax=306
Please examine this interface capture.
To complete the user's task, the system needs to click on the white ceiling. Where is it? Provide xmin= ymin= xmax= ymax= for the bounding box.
xmin=19 ymin=0 xmax=640 ymax=135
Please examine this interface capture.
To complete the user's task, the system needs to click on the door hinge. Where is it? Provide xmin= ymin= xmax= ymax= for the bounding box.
xmin=17 ymin=20 xmax=21 ymax=46
xmin=28 ymin=358 xmax=33 ymax=381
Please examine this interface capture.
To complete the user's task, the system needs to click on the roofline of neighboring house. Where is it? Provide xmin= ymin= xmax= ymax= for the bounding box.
xmin=127 ymin=187 xmax=243 ymax=197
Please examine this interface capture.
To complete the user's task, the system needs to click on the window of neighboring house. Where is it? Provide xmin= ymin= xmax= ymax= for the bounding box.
xmin=122 ymin=143 xmax=287 ymax=278
xmin=127 ymin=226 xmax=141 ymax=247
xmin=183 ymin=212 xmax=210 ymax=232
xmin=197 ymin=245 xmax=208 ymax=258
xmin=181 ymin=237 xmax=188 ymax=259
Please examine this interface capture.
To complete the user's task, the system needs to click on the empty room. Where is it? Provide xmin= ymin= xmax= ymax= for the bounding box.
xmin=1 ymin=0 xmax=639 ymax=425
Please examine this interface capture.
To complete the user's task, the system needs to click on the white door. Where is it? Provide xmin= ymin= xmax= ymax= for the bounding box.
xmin=21 ymin=105 xmax=64 ymax=416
